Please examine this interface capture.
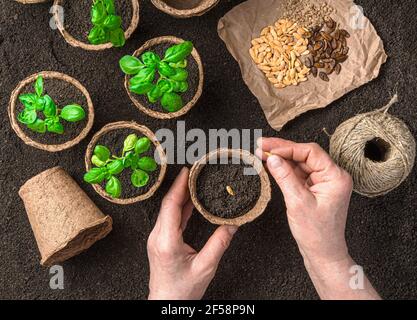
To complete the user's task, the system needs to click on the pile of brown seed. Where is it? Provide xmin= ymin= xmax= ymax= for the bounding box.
xmin=301 ymin=17 xmax=350 ymax=81
xmin=282 ymin=0 xmax=335 ymax=28
xmin=249 ymin=19 xmax=311 ymax=89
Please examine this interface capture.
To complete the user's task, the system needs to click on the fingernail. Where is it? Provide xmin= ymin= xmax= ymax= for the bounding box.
xmin=267 ymin=155 xmax=282 ymax=169
xmin=226 ymin=225 xmax=238 ymax=235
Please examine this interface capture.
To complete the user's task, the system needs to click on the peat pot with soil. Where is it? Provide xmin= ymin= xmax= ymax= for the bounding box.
xmin=151 ymin=0 xmax=220 ymax=18
xmin=52 ymin=0 xmax=140 ymax=50
xmin=8 ymin=71 xmax=94 ymax=152
xmin=189 ymin=149 xmax=271 ymax=226
xmin=84 ymin=121 xmax=167 ymax=205
xmin=120 ymin=36 xmax=204 ymax=119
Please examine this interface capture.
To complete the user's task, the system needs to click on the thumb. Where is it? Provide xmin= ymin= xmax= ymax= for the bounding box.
xmin=196 ymin=226 xmax=238 ymax=271
xmin=267 ymin=155 xmax=310 ymax=204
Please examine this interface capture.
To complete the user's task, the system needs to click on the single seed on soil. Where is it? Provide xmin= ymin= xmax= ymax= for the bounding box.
xmin=226 ymin=185 xmax=236 ymax=196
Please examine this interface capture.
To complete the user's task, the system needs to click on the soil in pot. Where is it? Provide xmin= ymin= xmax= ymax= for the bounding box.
xmin=196 ymin=159 xmax=261 ymax=219
xmin=129 ymin=43 xmax=199 ymax=113
xmin=15 ymin=78 xmax=88 ymax=145
xmin=95 ymin=128 xmax=160 ymax=199
xmin=63 ymin=0 xmax=133 ymax=43
xmin=162 ymin=0 xmax=204 ymax=10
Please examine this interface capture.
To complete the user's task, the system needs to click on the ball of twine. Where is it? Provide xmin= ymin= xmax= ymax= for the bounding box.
xmin=329 ymin=95 xmax=416 ymax=198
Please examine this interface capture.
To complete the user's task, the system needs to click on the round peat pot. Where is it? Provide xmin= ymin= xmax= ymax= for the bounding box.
xmin=8 ymin=71 xmax=94 ymax=152
xmin=85 ymin=121 xmax=167 ymax=205
xmin=19 ymin=167 xmax=113 ymax=267
xmin=189 ymin=149 xmax=271 ymax=226
xmin=125 ymin=36 xmax=204 ymax=119
xmin=151 ymin=0 xmax=219 ymax=18
xmin=52 ymin=0 xmax=140 ymax=51
xmin=15 ymin=0 xmax=50 ymax=3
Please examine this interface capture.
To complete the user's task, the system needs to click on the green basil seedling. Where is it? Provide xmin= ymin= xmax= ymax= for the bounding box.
xmin=85 ymin=134 xmax=159 ymax=198
xmin=119 ymin=41 xmax=194 ymax=113
xmin=17 ymin=75 xmax=86 ymax=135
xmin=88 ymin=0 xmax=126 ymax=47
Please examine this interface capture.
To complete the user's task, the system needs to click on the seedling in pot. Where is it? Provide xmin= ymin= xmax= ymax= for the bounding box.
xmin=88 ymin=0 xmax=126 ymax=47
xmin=119 ymin=41 xmax=193 ymax=113
xmin=84 ymin=134 xmax=158 ymax=198
xmin=17 ymin=75 xmax=86 ymax=134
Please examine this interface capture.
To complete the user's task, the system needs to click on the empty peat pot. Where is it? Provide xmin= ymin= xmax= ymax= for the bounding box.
xmin=8 ymin=71 xmax=94 ymax=152
xmin=85 ymin=121 xmax=168 ymax=205
xmin=151 ymin=0 xmax=219 ymax=18
xmin=19 ymin=167 xmax=113 ymax=267
xmin=52 ymin=0 xmax=140 ymax=51
xmin=125 ymin=36 xmax=204 ymax=119
xmin=189 ymin=149 xmax=271 ymax=226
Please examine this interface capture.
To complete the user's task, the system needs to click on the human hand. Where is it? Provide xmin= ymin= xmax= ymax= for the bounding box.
xmin=256 ymin=138 xmax=353 ymax=265
xmin=147 ymin=167 xmax=238 ymax=300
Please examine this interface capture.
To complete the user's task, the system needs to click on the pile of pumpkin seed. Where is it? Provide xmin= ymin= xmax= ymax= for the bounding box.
xmin=249 ymin=0 xmax=350 ymax=89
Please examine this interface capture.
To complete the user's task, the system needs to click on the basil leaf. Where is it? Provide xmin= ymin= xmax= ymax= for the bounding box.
xmin=84 ymin=167 xmax=107 ymax=184
xmin=19 ymin=93 xmax=37 ymax=110
xmin=130 ymin=83 xmax=155 ymax=95
xmin=60 ymin=105 xmax=86 ymax=122
xmin=147 ymin=85 xmax=162 ymax=103
xmin=33 ymin=97 xmax=45 ymax=111
xmin=123 ymin=134 xmax=138 ymax=153
xmin=134 ymin=137 xmax=151 ymax=155
xmin=169 ymin=59 xmax=188 ymax=69
xmin=43 ymin=95 xmax=57 ymax=117
xmin=109 ymin=28 xmax=125 ymax=47
xmin=17 ymin=109 xmax=37 ymax=125
xmin=91 ymin=1 xmax=107 ymax=25
xmin=158 ymin=61 xmax=176 ymax=77
xmin=92 ymin=155 xmax=107 ymax=168
xmin=103 ymin=14 xmax=121 ymax=30
xmin=47 ymin=121 xmax=64 ymax=134
xmin=142 ymin=52 xmax=161 ymax=67
xmin=122 ymin=152 xmax=134 ymax=168
xmin=178 ymin=81 xmax=189 ymax=93
xmin=103 ymin=0 xmax=116 ymax=15
xmin=129 ymin=67 xmax=156 ymax=85
xmin=34 ymin=75 xmax=43 ymax=97
xmin=105 ymin=176 xmax=122 ymax=198
xmin=169 ymin=68 xmax=188 ymax=82
xmin=94 ymin=145 xmax=111 ymax=162
xmin=27 ymin=118 xmax=46 ymax=133
xmin=138 ymin=156 xmax=158 ymax=172
xmin=107 ymin=159 xmax=124 ymax=175
xmin=157 ymin=79 xmax=173 ymax=93
xmin=88 ymin=26 xmax=108 ymax=45
xmin=131 ymin=169 xmax=149 ymax=188
xmin=119 ymin=55 xmax=144 ymax=75
xmin=161 ymin=92 xmax=184 ymax=113
xmin=163 ymin=41 xmax=193 ymax=63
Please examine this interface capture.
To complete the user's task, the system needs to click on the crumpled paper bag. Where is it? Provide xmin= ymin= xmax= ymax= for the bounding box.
xmin=218 ymin=0 xmax=387 ymax=131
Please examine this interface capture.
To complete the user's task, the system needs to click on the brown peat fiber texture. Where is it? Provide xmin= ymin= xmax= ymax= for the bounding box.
xmin=95 ymin=128 xmax=160 ymax=199
xmin=15 ymin=78 xmax=88 ymax=145
xmin=1 ymin=0 xmax=417 ymax=299
xmin=196 ymin=160 xmax=261 ymax=219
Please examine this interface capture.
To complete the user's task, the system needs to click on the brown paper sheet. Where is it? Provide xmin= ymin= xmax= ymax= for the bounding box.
xmin=218 ymin=0 xmax=387 ymax=131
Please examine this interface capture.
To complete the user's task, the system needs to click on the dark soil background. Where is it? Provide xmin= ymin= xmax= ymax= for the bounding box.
xmin=0 ymin=0 xmax=416 ymax=300
xmin=96 ymin=128 xmax=159 ymax=199
xmin=197 ymin=160 xmax=261 ymax=218
xmin=16 ymin=78 xmax=88 ymax=145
